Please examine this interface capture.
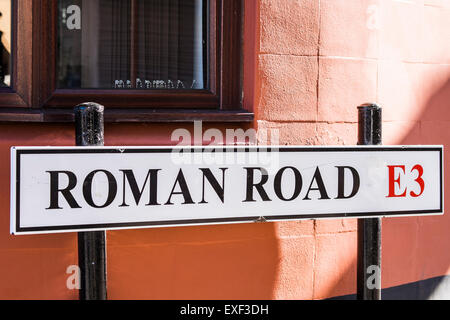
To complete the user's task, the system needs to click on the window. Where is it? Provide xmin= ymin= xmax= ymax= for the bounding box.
xmin=0 ymin=0 xmax=253 ymax=122
xmin=0 ymin=0 xmax=30 ymax=113
xmin=0 ymin=0 xmax=11 ymax=88
xmin=57 ymin=0 xmax=208 ymax=90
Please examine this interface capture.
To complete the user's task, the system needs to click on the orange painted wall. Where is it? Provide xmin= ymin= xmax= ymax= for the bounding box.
xmin=256 ymin=0 xmax=450 ymax=299
xmin=0 ymin=0 xmax=449 ymax=299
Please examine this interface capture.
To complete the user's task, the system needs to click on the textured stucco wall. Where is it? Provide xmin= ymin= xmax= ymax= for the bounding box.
xmin=256 ymin=0 xmax=450 ymax=299
xmin=0 ymin=0 xmax=449 ymax=299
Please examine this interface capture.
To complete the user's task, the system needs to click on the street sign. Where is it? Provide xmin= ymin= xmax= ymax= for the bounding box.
xmin=11 ymin=146 xmax=443 ymax=235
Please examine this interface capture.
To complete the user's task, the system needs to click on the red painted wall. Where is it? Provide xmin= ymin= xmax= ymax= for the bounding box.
xmin=0 ymin=0 xmax=449 ymax=299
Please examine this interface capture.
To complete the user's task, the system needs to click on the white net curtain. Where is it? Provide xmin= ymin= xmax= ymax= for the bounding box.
xmin=57 ymin=0 xmax=207 ymax=90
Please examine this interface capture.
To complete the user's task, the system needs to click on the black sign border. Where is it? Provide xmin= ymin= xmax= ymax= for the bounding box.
xmin=13 ymin=146 xmax=444 ymax=234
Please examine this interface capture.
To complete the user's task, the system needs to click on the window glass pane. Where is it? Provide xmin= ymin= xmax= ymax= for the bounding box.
xmin=0 ymin=0 xmax=11 ymax=87
xmin=57 ymin=0 xmax=208 ymax=90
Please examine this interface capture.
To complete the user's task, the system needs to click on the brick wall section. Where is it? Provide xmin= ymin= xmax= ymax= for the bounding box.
xmin=257 ymin=0 xmax=450 ymax=299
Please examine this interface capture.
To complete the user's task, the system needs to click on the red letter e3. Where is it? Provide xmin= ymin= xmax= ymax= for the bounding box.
xmin=387 ymin=165 xmax=425 ymax=198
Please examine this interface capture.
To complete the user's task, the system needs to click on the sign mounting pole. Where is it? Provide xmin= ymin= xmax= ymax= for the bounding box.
xmin=75 ymin=103 xmax=107 ymax=300
xmin=357 ymin=103 xmax=382 ymax=300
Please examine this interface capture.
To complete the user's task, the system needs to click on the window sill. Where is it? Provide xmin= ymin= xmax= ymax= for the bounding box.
xmin=0 ymin=108 xmax=254 ymax=123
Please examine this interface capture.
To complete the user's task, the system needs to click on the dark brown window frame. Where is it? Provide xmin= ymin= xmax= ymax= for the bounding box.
xmin=0 ymin=0 xmax=253 ymax=123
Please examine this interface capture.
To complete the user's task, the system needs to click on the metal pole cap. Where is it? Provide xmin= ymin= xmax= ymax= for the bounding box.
xmin=74 ymin=102 xmax=105 ymax=147
xmin=74 ymin=102 xmax=105 ymax=113
xmin=357 ymin=102 xmax=381 ymax=111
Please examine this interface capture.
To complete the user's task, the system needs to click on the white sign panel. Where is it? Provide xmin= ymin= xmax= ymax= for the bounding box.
xmin=11 ymin=146 xmax=443 ymax=235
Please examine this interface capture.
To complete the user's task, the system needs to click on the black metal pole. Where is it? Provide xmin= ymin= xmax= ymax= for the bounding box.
xmin=357 ymin=103 xmax=382 ymax=300
xmin=75 ymin=102 xmax=107 ymax=300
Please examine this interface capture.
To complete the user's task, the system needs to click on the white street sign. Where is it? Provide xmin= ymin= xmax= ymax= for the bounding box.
xmin=10 ymin=146 xmax=443 ymax=235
